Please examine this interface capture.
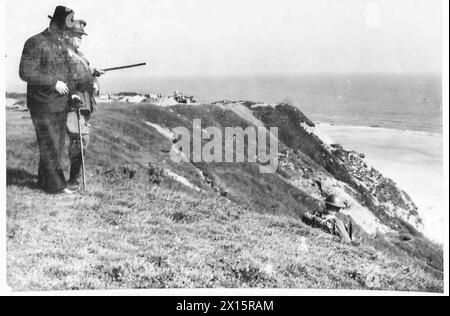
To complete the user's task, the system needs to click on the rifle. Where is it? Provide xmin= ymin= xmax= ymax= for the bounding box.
xmin=102 ymin=62 xmax=147 ymax=72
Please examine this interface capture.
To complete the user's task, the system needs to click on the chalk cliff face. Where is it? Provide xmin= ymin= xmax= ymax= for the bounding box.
xmin=246 ymin=102 xmax=423 ymax=234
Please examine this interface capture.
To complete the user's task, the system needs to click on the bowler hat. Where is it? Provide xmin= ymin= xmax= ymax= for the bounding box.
xmin=48 ymin=6 xmax=75 ymax=29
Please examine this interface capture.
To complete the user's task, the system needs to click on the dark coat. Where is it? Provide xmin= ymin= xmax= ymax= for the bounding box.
xmin=67 ymin=49 xmax=96 ymax=113
xmin=19 ymin=29 xmax=71 ymax=113
xmin=19 ymin=29 xmax=71 ymax=193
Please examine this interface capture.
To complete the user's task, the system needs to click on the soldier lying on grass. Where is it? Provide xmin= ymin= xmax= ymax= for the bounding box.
xmin=302 ymin=194 xmax=353 ymax=244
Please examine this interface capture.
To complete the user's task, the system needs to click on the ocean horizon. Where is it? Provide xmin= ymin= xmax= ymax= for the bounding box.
xmin=99 ymin=73 xmax=443 ymax=134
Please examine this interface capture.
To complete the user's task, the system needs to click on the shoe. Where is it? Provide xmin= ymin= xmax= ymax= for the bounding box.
xmin=61 ymin=188 xmax=78 ymax=195
xmin=68 ymin=178 xmax=80 ymax=186
xmin=67 ymin=178 xmax=81 ymax=191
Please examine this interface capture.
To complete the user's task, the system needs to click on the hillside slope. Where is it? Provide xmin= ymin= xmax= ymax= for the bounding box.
xmin=5 ymin=101 xmax=443 ymax=291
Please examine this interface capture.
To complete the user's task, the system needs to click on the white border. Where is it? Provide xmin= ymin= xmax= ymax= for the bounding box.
xmin=4 ymin=288 xmax=446 ymax=297
xmin=441 ymin=0 xmax=449 ymax=297
xmin=0 ymin=0 xmax=448 ymax=297
xmin=1 ymin=0 xmax=10 ymax=296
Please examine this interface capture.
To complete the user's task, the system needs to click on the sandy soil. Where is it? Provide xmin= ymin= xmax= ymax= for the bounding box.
xmin=316 ymin=123 xmax=445 ymax=244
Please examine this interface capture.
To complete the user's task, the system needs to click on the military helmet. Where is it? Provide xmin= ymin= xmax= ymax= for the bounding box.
xmin=68 ymin=19 xmax=88 ymax=36
xmin=325 ymin=194 xmax=345 ymax=209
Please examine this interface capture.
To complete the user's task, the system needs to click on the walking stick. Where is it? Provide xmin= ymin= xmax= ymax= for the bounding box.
xmin=76 ymin=109 xmax=87 ymax=191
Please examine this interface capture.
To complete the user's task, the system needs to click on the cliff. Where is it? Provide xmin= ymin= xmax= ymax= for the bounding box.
xmin=5 ymin=99 xmax=443 ymax=291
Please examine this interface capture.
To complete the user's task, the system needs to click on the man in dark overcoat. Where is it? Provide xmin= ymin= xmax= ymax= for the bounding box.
xmin=19 ymin=6 xmax=77 ymax=194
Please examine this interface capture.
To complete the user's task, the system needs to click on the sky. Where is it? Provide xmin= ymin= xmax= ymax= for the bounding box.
xmin=3 ymin=0 xmax=443 ymax=92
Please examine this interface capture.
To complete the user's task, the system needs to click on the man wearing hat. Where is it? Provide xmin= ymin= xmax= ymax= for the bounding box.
xmin=65 ymin=19 xmax=104 ymax=187
xmin=19 ymin=6 xmax=77 ymax=194
xmin=302 ymin=194 xmax=354 ymax=244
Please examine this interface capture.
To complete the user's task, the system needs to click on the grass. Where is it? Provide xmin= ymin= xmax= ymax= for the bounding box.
xmin=5 ymin=104 xmax=444 ymax=292
xmin=6 ymin=175 xmax=443 ymax=291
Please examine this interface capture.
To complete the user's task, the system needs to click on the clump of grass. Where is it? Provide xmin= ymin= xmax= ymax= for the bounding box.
xmin=148 ymin=163 xmax=165 ymax=185
xmin=104 ymin=165 xmax=138 ymax=181
xmin=170 ymin=212 xmax=194 ymax=223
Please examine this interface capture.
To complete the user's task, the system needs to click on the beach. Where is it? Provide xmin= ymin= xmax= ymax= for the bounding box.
xmin=316 ymin=123 xmax=445 ymax=243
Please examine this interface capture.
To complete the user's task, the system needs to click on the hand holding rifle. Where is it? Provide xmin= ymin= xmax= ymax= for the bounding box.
xmin=92 ymin=67 xmax=106 ymax=77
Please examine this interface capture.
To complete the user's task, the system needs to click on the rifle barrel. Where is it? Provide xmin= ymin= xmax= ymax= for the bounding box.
xmin=103 ymin=63 xmax=147 ymax=72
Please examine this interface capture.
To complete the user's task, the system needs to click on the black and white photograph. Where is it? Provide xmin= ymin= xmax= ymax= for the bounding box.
xmin=0 ymin=0 xmax=448 ymax=296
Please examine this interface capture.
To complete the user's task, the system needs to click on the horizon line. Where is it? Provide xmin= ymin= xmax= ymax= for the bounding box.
xmin=5 ymin=71 xmax=443 ymax=93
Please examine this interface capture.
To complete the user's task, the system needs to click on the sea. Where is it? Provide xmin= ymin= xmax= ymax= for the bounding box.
xmin=103 ymin=73 xmax=443 ymax=134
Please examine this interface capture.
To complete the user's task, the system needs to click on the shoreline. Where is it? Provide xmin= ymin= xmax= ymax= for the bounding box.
xmin=316 ymin=122 xmax=444 ymax=244
xmin=315 ymin=122 xmax=443 ymax=138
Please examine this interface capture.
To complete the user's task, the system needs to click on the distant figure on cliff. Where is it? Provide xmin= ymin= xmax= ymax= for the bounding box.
xmin=19 ymin=6 xmax=78 ymax=194
xmin=302 ymin=194 xmax=353 ymax=244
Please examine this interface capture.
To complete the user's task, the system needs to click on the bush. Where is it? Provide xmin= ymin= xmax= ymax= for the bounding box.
xmin=148 ymin=163 xmax=165 ymax=184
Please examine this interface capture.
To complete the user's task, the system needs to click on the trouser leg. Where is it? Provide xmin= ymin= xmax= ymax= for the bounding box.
xmin=30 ymin=111 xmax=68 ymax=193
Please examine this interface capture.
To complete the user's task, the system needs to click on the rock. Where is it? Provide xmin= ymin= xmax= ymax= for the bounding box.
xmin=331 ymin=143 xmax=344 ymax=150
